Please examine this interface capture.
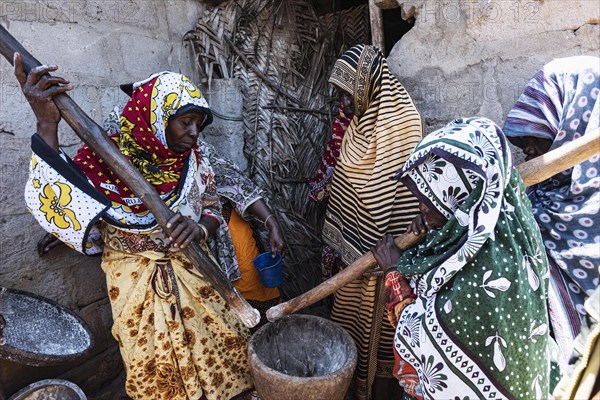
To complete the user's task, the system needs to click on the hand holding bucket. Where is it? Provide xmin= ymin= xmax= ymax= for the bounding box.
xmin=253 ymin=252 xmax=283 ymax=288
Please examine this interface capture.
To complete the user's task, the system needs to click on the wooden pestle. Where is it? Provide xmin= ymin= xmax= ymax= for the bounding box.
xmin=266 ymin=230 xmax=426 ymax=322
xmin=0 ymin=24 xmax=260 ymax=328
xmin=267 ymin=129 xmax=600 ymax=322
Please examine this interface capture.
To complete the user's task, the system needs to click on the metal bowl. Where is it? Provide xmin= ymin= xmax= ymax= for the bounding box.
xmin=8 ymin=379 xmax=86 ymax=400
xmin=0 ymin=287 xmax=94 ymax=366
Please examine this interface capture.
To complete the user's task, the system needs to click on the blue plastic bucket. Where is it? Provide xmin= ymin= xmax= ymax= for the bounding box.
xmin=253 ymin=252 xmax=283 ymax=288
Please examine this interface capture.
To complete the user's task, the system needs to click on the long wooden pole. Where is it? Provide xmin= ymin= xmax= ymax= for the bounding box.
xmin=517 ymin=128 xmax=599 ymax=187
xmin=368 ymin=0 xmax=385 ymax=53
xmin=266 ymin=230 xmax=427 ymax=322
xmin=0 ymin=24 xmax=260 ymax=328
xmin=267 ymin=129 xmax=600 ymax=321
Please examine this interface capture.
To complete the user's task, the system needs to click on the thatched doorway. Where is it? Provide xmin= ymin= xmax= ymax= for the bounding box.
xmin=185 ymin=0 xmax=372 ymax=304
xmin=185 ymin=0 xmax=413 ymax=305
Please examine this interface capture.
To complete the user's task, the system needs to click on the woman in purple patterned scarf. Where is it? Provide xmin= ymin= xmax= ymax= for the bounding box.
xmin=503 ymin=56 xmax=599 ymax=367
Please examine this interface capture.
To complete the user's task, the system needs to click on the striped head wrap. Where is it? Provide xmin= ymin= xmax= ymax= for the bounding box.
xmin=323 ymin=44 xmax=423 ymax=264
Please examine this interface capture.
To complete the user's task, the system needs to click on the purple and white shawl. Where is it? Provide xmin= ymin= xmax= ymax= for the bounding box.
xmin=503 ymin=56 xmax=599 ymax=365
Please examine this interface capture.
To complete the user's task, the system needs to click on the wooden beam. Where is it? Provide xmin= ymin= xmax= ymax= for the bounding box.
xmin=369 ymin=0 xmax=385 ymax=53
xmin=374 ymin=0 xmax=401 ymax=9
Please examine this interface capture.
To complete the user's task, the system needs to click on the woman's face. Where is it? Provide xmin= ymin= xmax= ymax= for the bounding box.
xmin=515 ymin=136 xmax=553 ymax=161
xmin=165 ymin=110 xmax=206 ymax=153
xmin=419 ymin=201 xmax=448 ymax=229
xmin=338 ymin=89 xmax=355 ymax=116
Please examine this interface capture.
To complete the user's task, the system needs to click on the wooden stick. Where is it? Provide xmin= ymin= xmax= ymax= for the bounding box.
xmin=517 ymin=128 xmax=599 ymax=187
xmin=266 ymin=230 xmax=427 ymax=321
xmin=0 ymin=24 xmax=260 ymax=328
xmin=267 ymin=129 xmax=600 ymax=321
xmin=368 ymin=0 xmax=385 ymax=53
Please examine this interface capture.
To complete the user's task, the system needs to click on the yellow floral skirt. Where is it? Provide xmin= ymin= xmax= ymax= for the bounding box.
xmin=102 ymin=246 xmax=253 ymax=400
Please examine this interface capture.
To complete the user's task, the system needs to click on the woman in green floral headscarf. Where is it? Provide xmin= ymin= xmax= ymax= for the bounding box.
xmin=373 ymin=117 xmax=557 ymax=399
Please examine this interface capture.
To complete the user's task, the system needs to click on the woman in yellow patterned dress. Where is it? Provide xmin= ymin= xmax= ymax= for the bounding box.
xmin=15 ymin=52 xmax=255 ymax=400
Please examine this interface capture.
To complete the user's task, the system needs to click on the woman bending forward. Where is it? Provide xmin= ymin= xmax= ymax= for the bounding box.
xmin=16 ymin=54 xmax=254 ymax=400
xmin=373 ymin=117 xmax=558 ymax=399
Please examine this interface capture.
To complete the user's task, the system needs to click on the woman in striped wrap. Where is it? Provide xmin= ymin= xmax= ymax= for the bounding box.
xmin=322 ymin=44 xmax=423 ymax=399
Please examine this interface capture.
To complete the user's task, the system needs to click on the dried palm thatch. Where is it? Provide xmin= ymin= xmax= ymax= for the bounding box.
xmin=184 ymin=1 xmax=371 ymax=301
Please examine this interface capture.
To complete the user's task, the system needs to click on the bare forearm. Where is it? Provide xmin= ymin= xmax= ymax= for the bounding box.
xmin=35 ymin=122 xmax=59 ymax=152
xmin=247 ymin=198 xmax=285 ymax=254
xmin=200 ymin=215 xmax=221 ymax=236
xmin=13 ymin=52 xmax=70 ymax=153
xmin=246 ymin=198 xmax=272 ymax=223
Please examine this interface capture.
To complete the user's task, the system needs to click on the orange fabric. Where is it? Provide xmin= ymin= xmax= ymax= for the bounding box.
xmin=228 ymin=210 xmax=280 ymax=301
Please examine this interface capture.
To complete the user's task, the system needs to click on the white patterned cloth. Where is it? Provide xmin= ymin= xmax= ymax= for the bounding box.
xmin=391 ymin=117 xmax=558 ymax=399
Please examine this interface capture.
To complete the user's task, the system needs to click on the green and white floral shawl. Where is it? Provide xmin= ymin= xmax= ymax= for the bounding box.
xmin=392 ymin=117 xmax=556 ymax=399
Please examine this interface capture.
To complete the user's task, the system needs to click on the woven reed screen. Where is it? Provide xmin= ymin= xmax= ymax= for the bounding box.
xmin=185 ymin=0 xmax=371 ymax=301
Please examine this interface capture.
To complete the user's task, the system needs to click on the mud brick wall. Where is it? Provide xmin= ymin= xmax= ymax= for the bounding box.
xmin=0 ymin=1 xmax=209 ymax=397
